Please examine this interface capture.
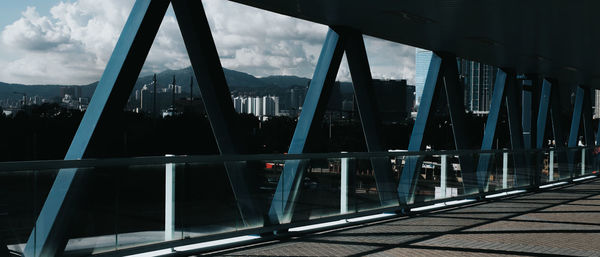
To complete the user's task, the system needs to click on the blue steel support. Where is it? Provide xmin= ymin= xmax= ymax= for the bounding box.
xmin=476 ymin=69 xmax=507 ymax=190
xmin=438 ymin=53 xmax=478 ymax=194
xmin=568 ymin=86 xmax=585 ymax=147
xmin=25 ymin=1 xmax=171 ymax=256
xmin=568 ymin=86 xmax=585 ymax=176
xmin=536 ymin=79 xmax=552 ymax=149
xmin=504 ymin=73 xmax=528 ymax=186
xmin=582 ymin=87 xmax=594 ymax=146
xmin=172 ymin=0 xmax=262 ymax=226
xmin=581 ymin=87 xmax=595 ymax=173
xmin=533 ymin=79 xmax=552 ymax=186
xmin=268 ymin=29 xmax=344 ymax=224
xmin=342 ymin=29 xmax=399 ymax=207
xmin=397 ymin=53 xmax=442 ymax=204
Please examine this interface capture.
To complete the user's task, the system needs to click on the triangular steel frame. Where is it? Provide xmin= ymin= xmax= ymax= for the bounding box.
xmin=268 ymin=27 xmax=399 ymax=224
xmin=26 ymin=1 xmax=262 ymax=256
xmin=397 ymin=52 xmax=479 ymax=205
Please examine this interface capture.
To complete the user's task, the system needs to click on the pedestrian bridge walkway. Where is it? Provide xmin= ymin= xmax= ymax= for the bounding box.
xmin=209 ymin=178 xmax=600 ymax=256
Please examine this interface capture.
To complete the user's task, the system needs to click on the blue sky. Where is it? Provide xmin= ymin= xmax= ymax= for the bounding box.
xmin=0 ymin=1 xmax=55 ymax=60
xmin=1 ymin=1 xmax=55 ymax=26
xmin=0 ymin=0 xmax=415 ymax=85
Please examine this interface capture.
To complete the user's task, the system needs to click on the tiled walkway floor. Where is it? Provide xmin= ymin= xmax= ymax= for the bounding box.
xmin=208 ymin=179 xmax=600 ymax=256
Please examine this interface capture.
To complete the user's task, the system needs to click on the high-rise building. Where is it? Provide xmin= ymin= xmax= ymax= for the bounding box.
xmin=233 ymin=96 xmax=243 ymax=113
xmin=231 ymin=95 xmax=280 ymax=117
xmin=262 ymin=96 xmax=279 ymax=116
xmin=253 ymin=97 xmax=263 ymax=116
xmin=140 ymin=84 xmax=152 ymax=112
xmin=290 ymin=86 xmax=307 ymax=109
xmin=458 ymin=59 xmax=497 ymax=113
xmin=415 ymin=49 xmax=497 ymax=114
xmin=415 ymin=48 xmax=433 ymax=105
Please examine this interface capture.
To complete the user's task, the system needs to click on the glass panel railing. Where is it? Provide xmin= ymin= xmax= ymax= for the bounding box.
xmin=1 ymin=146 xmax=598 ymax=256
xmin=1 ymin=170 xmax=38 ymax=255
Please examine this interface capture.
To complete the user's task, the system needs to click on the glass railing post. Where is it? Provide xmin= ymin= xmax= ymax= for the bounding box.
xmin=581 ymin=148 xmax=586 ymax=176
xmin=340 ymin=154 xmax=349 ymax=214
xmin=440 ymin=155 xmax=447 ymax=198
xmin=549 ymin=150 xmax=554 ymax=182
xmin=165 ymin=154 xmax=175 ymax=241
xmin=503 ymin=152 xmax=508 ymax=189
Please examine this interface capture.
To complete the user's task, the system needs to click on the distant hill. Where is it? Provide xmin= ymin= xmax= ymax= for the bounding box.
xmin=0 ymin=67 xmax=356 ymax=100
xmin=260 ymin=75 xmax=310 ymax=87
xmin=0 ymin=82 xmax=75 ymax=100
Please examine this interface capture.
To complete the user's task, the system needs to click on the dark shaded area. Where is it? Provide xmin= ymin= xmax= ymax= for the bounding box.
xmin=0 ymin=103 xmax=543 ymax=162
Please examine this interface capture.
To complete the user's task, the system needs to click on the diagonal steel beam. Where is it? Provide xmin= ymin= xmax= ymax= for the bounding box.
xmin=268 ymin=29 xmax=344 ymax=224
xmin=476 ymin=69 xmax=507 ymax=190
xmin=581 ymin=87 xmax=595 ymax=174
xmin=438 ymin=53 xmax=478 ymax=195
xmin=342 ymin=28 xmax=399 ymax=207
xmin=536 ymin=79 xmax=552 ymax=149
xmin=504 ymin=72 xmax=529 ymax=186
xmin=568 ymin=86 xmax=585 ymax=176
xmin=582 ymin=87 xmax=594 ymax=147
xmin=532 ymin=78 xmax=552 ymax=186
xmin=172 ymin=0 xmax=263 ymax=226
xmin=397 ymin=52 xmax=442 ymax=204
xmin=569 ymin=86 xmax=585 ymax=148
xmin=25 ymin=1 xmax=171 ymax=256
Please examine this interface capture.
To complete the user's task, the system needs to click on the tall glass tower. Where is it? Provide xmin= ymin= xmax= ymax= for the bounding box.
xmin=414 ymin=48 xmax=497 ymax=113
xmin=458 ymin=59 xmax=497 ymax=113
xmin=415 ymin=48 xmax=433 ymax=105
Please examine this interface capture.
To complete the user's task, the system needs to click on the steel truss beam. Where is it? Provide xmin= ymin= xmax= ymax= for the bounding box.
xmin=476 ymin=71 xmax=545 ymax=190
xmin=269 ymin=27 xmax=399 ymax=224
xmin=342 ymin=28 xmax=399 ymax=207
xmin=522 ymin=76 xmax=541 ymax=152
xmin=520 ymin=76 xmax=540 ymax=186
xmin=268 ymin=29 xmax=344 ymax=224
xmin=476 ymin=70 xmax=507 ymax=190
xmin=504 ymin=71 xmax=529 ymax=187
xmin=567 ymin=85 xmax=594 ymax=175
xmin=398 ymin=52 xmax=477 ymax=204
xmin=171 ymin=0 xmax=263 ymax=226
xmin=25 ymin=1 xmax=171 ymax=256
xmin=27 ymin=0 xmax=262 ymax=255
xmin=536 ymin=79 xmax=552 ymax=149
xmin=438 ymin=53 xmax=478 ymax=195
xmin=568 ymin=86 xmax=586 ymax=149
xmin=533 ymin=79 xmax=552 ymax=186
xmin=582 ymin=86 xmax=595 ymax=174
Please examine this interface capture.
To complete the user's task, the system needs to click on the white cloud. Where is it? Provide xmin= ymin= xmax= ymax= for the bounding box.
xmin=1 ymin=0 xmax=136 ymax=84
xmin=0 ymin=0 xmax=415 ymax=85
xmin=203 ymin=0 xmax=328 ymax=78
xmin=365 ymin=35 xmax=416 ymax=83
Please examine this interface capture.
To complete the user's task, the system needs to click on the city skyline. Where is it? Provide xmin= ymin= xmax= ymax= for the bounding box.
xmin=0 ymin=0 xmax=416 ymax=86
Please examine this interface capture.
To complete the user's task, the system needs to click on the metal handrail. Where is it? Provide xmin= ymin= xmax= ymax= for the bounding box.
xmin=0 ymin=145 xmax=593 ymax=172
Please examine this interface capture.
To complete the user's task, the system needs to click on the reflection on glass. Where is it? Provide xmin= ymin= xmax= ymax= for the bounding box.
xmin=0 ymin=147 xmax=596 ymax=256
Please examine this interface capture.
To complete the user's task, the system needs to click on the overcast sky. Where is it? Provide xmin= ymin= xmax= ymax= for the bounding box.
xmin=0 ymin=0 xmax=416 ymax=85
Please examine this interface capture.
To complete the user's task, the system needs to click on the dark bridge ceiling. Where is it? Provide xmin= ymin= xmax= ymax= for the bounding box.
xmin=231 ymin=0 xmax=600 ymax=88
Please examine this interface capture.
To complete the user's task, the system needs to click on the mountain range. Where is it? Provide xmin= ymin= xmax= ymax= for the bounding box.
xmin=0 ymin=67 xmax=354 ymax=100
